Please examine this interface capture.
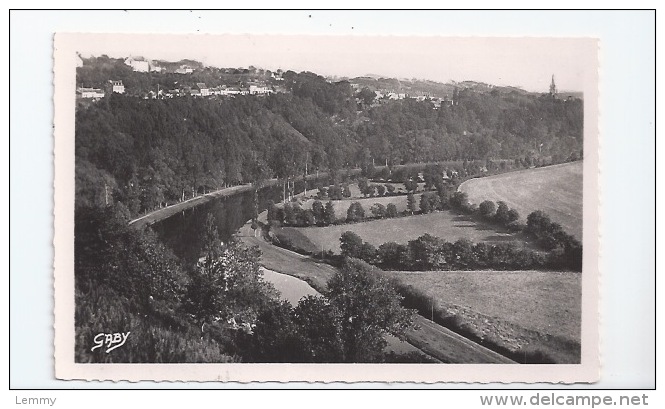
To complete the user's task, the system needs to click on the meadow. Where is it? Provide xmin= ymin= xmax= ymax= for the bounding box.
xmin=284 ymin=210 xmax=524 ymax=254
xmin=384 ymin=270 xmax=582 ymax=363
xmin=459 ymin=161 xmax=583 ymax=239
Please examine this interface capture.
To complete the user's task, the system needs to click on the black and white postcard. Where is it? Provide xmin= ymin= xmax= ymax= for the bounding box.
xmin=53 ymin=33 xmax=600 ymax=382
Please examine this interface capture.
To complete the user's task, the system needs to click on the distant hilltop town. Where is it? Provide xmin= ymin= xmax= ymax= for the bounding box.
xmin=75 ymin=55 xmax=286 ymax=100
xmin=76 ymin=55 xmax=582 ymax=104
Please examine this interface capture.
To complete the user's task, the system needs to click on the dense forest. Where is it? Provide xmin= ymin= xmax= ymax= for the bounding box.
xmin=76 ymin=57 xmax=583 ymax=217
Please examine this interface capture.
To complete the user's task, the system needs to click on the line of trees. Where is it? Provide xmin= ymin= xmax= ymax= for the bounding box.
xmin=269 ymin=199 xmax=406 ymax=228
xmin=268 ymin=200 xmax=337 ymax=227
xmin=340 ymin=230 xmax=582 ymax=272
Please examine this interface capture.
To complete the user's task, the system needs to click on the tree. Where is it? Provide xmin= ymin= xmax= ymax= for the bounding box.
xmin=479 ymin=200 xmax=496 ymax=219
xmin=437 ymin=189 xmax=449 ymax=210
xmin=450 ymin=191 xmax=469 ymax=211
xmin=419 ymin=193 xmax=432 ymax=214
xmin=428 ymin=192 xmax=441 ymax=211
xmin=376 ymin=184 xmax=386 ymax=196
xmin=370 ymin=203 xmax=387 ymax=219
xmin=299 ymin=209 xmax=315 ymax=227
xmin=359 ymin=242 xmax=378 ymax=264
xmin=325 ymin=258 xmax=415 ymax=363
xmin=329 ymin=184 xmax=343 ymax=200
xmin=507 ymin=209 xmax=520 ymax=224
xmin=506 ymin=208 xmax=520 ymax=223
xmin=406 ymin=193 xmax=416 ymax=214
xmin=356 ymin=87 xmax=376 ymax=106
xmin=312 ymin=200 xmax=325 ymax=225
xmin=386 ymin=203 xmax=398 ymax=218
xmin=342 ymin=184 xmax=352 ymax=198
xmin=340 ymin=231 xmax=364 ymax=258
xmin=377 ymin=241 xmax=409 ymax=269
xmin=452 ymin=238 xmax=476 ymax=269
xmin=361 ymin=183 xmax=375 ymax=197
xmin=408 ymin=234 xmax=447 ymax=270
xmin=357 ymin=177 xmax=369 ymax=195
xmin=247 ymin=300 xmax=307 ymax=362
xmin=385 ymin=184 xmax=395 ymax=195
xmin=324 ymin=201 xmax=336 ymax=225
xmin=526 ymin=210 xmax=552 ymax=234
xmin=346 ymin=201 xmax=365 ymax=223
xmin=495 ymin=201 xmax=511 ymax=225
xmin=183 ymin=241 xmax=277 ymax=335
xmin=404 ymin=179 xmax=418 ymax=193
xmin=292 ymin=296 xmax=344 ymax=362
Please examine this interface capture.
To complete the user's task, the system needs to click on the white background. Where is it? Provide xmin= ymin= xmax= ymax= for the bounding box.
xmin=4 ymin=3 xmax=657 ymax=404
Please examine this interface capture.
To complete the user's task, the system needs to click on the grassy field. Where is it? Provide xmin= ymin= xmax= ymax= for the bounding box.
xmin=459 ymin=161 xmax=583 ymax=239
xmin=287 ymin=211 xmax=523 ymax=254
xmin=384 ymin=270 xmax=581 ymax=363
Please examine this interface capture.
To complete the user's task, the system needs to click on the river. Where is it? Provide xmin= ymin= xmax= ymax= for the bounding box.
xmin=260 ymin=268 xmax=319 ymax=305
xmin=150 ymin=178 xmax=323 ymax=265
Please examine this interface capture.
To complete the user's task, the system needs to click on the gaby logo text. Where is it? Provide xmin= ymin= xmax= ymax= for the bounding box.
xmin=91 ymin=332 xmax=130 ymax=353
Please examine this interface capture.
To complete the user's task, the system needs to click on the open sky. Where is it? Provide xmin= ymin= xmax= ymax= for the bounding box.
xmin=74 ymin=32 xmax=594 ymax=92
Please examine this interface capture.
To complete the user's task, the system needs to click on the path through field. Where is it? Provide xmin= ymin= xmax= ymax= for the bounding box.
xmin=459 ymin=162 xmax=583 ymax=239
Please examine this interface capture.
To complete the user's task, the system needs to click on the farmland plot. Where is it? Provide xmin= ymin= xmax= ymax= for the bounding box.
xmin=459 ymin=161 xmax=583 ymax=239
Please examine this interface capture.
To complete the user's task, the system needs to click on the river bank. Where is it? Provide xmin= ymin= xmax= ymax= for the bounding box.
xmin=128 ymin=170 xmax=337 ymax=229
xmin=129 ymin=184 xmax=256 ymax=229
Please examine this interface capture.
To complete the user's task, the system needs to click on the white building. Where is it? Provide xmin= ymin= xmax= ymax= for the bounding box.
xmin=220 ymin=87 xmax=241 ymax=96
xmin=175 ymin=65 xmax=194 ymax=74
xmin=249 ymin=85 xmax=271 ymax=95
xmin=124 ymin=56 xmax=150 ymax=72
xmin=111 ymin=80 xmax=125 ymax=94
xmin=387 ymin=92 xmax=406 ymax=100
xmin=196 ymin=83 xmax=210 ymax=97
xmin=78 ymin=87 xmax=105 ymax=99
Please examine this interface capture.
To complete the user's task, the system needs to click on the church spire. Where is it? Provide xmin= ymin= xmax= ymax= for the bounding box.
xmin=549 ymin=74 xmax=557 ymax=97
